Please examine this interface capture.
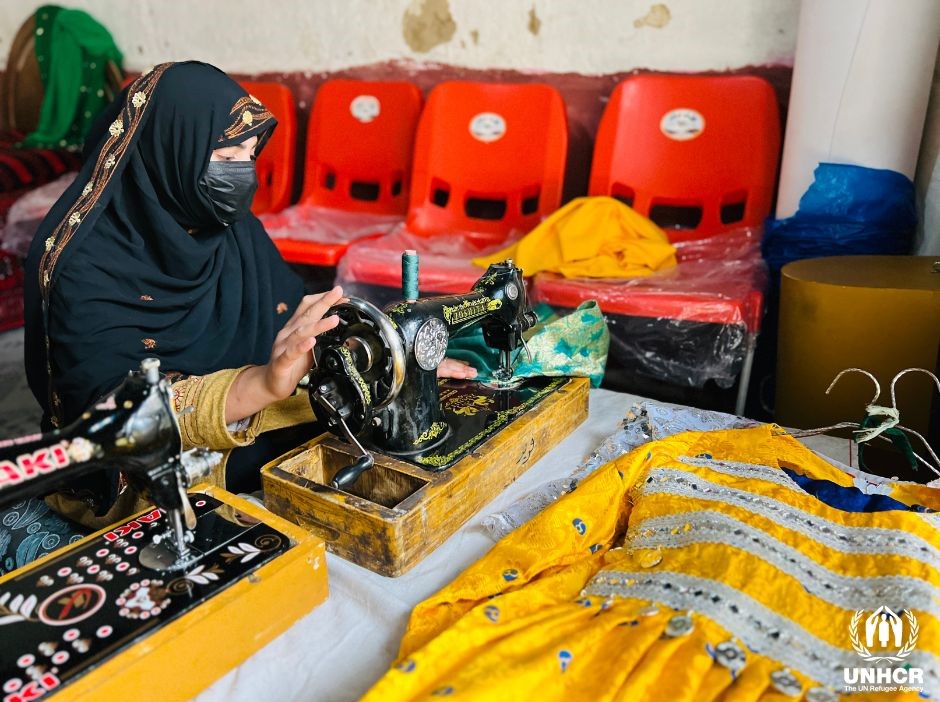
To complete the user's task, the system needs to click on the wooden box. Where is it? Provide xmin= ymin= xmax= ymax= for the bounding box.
xmin=261 ymin=377 xmax=589 ymax=576
xmin=0 ymin=486 xmax=328 ymax=701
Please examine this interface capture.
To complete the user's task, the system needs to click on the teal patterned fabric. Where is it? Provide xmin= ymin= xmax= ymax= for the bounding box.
xmin=0 ymin=498 xmax=88 ymax=576
xmin=447 ymin=302 xmax=609 ymax=387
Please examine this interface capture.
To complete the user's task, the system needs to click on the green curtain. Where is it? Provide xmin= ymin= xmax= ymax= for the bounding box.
xmin=447 ymin=301 xmax=610 ymax=387
xmin=22 ymin=5 xmax=123 ymax=149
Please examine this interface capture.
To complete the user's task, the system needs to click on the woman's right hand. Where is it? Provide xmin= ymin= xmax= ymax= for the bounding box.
xmin=225 ymin=286 xmax=345 ymax=424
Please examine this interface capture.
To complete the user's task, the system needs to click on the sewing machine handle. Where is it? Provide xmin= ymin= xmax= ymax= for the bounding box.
xmin=311 ymin=391 xmax=378 ymax=490
xmin=330 ymin=454 xmax=375 ymax=490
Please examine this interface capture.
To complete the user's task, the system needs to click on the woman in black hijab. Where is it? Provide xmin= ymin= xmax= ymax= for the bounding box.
xmin=22 ymin=62 xmax=478 ymax=527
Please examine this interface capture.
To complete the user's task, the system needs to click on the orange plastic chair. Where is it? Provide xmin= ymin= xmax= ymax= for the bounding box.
xmin=272 ymin=80 xmax=422 ymax=271
xmin=407 ymin=80 xmax=568 ymax=246
xmin=240 ymin=81 xmax=296 ymax=215
xmin=335 ymin=81 xmax=569 ymax=304
xmin=589 ymin=74 xmax=780 ymax=242
xmin=301 ymin=79 xmax=422 ymax=214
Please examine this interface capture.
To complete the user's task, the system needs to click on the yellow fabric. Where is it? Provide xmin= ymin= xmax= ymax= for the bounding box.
xmin=49 ymin=367 xmax=316 ymax=529
xmin=472 ymin=196 xmax=677 ymax=278
xmin=362 ymin=426 xmax=940 ymax=701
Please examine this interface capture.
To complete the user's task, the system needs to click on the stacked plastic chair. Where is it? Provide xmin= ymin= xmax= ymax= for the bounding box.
xmin=337 ymin=80 xmax=568 ymax=306
xmin=267 ymin=79 xmax=423 ymax=290
xmin=240 ymin=81 xmax=296 ymax=215
xmin=532 ymin=74 xmax=781 ymax=413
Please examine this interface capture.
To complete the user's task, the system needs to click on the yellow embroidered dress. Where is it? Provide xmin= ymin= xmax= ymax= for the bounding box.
xmin=363 ymin=426 xmax=940 ymax=701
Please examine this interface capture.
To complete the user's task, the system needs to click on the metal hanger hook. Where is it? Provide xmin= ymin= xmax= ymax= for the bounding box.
xmin=825 ymin=368 xmax=881 ymax=406
xmin=890 ymin=368 xmax=940 ymax=411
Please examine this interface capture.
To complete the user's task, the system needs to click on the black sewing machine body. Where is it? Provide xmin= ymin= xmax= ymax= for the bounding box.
xmin=306 ymin=260 xmax=575 ymax=486
xmin=261 ymin=258 xmax=589 ymax=576
xmin=0 ymin=361 xmax=327 ymax=698
xmin=375 ymin=261 xmax=539 ymax=454
xmin=0 ymin=360 xmax=223 ymax=571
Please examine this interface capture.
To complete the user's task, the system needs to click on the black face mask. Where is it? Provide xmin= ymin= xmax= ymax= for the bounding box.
xmin=199 ymin=161 xmax=258 ymax=225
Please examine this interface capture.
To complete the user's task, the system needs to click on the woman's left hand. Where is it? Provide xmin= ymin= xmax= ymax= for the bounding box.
xmin=437 ymin=358 xmax=478 ymax=380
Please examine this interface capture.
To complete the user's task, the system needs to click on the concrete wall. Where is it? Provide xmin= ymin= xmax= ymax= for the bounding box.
xmin=0 ymin=0 xmax=799 ymax=75
xmin=0 ymin=0 xmax=936 ymax=251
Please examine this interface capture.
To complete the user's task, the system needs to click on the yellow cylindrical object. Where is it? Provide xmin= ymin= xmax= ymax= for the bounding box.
xmin=776 ymin=256 xmax=940 ymax=434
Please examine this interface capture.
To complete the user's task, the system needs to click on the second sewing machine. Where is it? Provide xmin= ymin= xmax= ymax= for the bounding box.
xmin=262 ymin=252 xmax=590 ymax=576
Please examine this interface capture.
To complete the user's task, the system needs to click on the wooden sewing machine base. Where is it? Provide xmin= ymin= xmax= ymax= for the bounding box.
xmin=0 ymin=486 xmax=327 ymax=702
xmin=261 ymin=376 xmax=590 ymax=576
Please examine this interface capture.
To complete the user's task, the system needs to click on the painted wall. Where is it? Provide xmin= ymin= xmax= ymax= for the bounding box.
xmin=0 ymin=0 xmax=799 ymax=75
xmin=0 ymin=0 xmax=936 ymax=251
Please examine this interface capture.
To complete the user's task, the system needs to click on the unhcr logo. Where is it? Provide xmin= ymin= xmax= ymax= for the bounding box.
xmin=843 ymin=606 xmax=924 ymax=694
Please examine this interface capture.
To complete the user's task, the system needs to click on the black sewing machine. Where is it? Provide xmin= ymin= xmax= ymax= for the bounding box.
xmin=0 ymin=360 xmax=327 ymax=699
xmin=0 ymin=359 xmax=220 ymax=571
xmin=305 ymin=258 xmax=568 ymax=488
xmin=261 ymin=254 xmax=589 ymax=576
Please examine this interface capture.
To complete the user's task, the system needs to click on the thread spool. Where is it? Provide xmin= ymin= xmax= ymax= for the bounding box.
xmin=402 ymin=250 xmax=419 ymax=301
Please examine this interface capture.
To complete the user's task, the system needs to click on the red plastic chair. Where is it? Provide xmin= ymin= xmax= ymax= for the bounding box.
xmin=407 ymin=80 xmax=567 ymax=245
xmin=240 ymin=81 xmax=296 ymax=215
xmin=589 ymin=74 xmax=780 ymax=242
xmin=301 ymin=79 xmax=422 ymax=214
xmin=272 ymin=80 xmax=422 ymax=272
xmin=531 ymin=230 xmax=766 ymax=414
xmin=337 ymin=81 xmax=569 ymax=304
xmin=533 ymin=75 xmax=780 ymax=411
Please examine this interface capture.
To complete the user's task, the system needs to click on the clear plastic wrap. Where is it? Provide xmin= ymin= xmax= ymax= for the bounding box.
xmin=336 ymin=226 xmax=525 ymax=305
xmin=260 ymin=204 xmax=403 ymax=245
xmin=0 ymin=173 xmax=76 ymax=257
xmin=482 ymin=400 xmax=758 ymax=540
xmin=531 ymin=227 xmax=767 ymax=390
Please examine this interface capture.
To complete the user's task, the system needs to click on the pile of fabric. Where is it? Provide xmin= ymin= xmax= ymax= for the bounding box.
xmin=474 ymin=196 xmax=678 ymax=279
xmin=360 ymin=404 xmax=940 ymax=700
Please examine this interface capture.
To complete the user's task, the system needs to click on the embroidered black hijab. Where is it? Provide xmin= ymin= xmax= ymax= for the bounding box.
xmin=24 ymin=61 xmax=303 ymax=427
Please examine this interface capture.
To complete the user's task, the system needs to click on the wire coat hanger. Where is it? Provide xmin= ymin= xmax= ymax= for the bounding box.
xmin=787 ymin=367 xmax=940 ymax=478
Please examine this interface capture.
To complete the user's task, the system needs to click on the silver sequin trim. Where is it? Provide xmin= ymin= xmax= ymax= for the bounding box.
xmin=678 ymin=455 xmax=940 ymax=533
xmin=628 ymin=510 xmax=940 ymax=618
xmin=639 ymin=469 xmax=940 ymax=569
xmin=677 ymin=455 xmax=811 ymax=492
xmin=584 ymin=569 xmax=940 ymax=691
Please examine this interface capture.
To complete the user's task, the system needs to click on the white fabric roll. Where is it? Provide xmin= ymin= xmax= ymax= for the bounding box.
xmin=776 ymin=0 xmax=940 ymax=218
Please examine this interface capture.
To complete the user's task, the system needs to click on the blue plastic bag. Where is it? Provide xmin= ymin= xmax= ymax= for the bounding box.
xmin=763 ymin=163 xmax=915 ymax=274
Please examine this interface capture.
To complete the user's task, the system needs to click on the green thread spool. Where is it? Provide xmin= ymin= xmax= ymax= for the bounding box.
xmin=402 ymin=249 xmax=419 ymax=301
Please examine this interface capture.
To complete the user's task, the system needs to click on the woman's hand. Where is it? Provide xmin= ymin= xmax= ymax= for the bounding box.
xmin=437 ymin=358 xmax=478 ymax=380
xmin=225 ymin=286 xmax=345 ymax=424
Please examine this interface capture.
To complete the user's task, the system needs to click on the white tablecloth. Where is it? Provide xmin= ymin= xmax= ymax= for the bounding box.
xmin=196 ymin=389 xmax=857 ymax=702
xmin=196 ymin=388 xmax=639 ymax=702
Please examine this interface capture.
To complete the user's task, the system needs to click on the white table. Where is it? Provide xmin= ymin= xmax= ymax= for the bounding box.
xmin=196 ymin=388 xmax=639 ymax=702
xmin=195 ymin=389 xmax=858 ymax=702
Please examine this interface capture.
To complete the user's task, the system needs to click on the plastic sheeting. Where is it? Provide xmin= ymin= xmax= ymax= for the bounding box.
xmin=532 ymin=227 xmax=766 ymax=390
xmin=775 ymin=0 xmax=940 ymax=218
xmin=483 ymin=400 xmax=757 ymax=540
xmin=0 ymin=173 xmax=76 ymax=257
xmin=764 ymin=163 xmax=915 ymax=275
xmin=336 ymin=226 xmax=526 ymax=305
xmin=337 ymin=226 xmax=765 ymax=393
xmin=260 ymin=204 xmax=403 ymax=245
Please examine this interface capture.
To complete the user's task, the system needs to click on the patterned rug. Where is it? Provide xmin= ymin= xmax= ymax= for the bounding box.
xmin=0 ymin=328 xmax=43 ymax=437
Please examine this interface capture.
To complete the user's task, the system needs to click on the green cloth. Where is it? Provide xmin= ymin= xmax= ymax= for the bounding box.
xmin=447 ymin=301 xmax=609 ymax=387
xmin=22 ymin=5 xmax=123 ymax=149
xmin=856 ymin=414 xmax=918 ymax=475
